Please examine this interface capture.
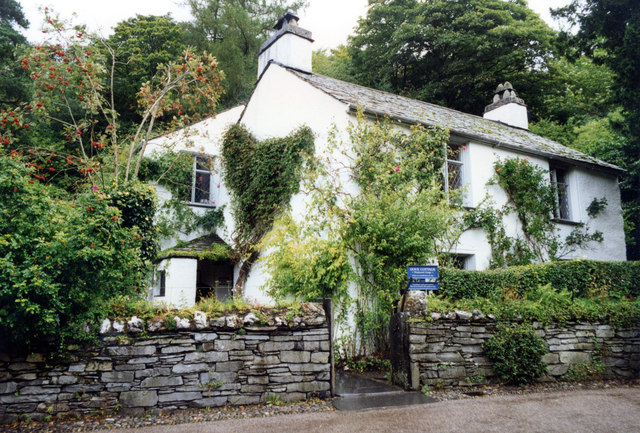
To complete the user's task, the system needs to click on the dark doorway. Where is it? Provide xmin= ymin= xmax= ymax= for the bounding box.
xmin=196 ymin=259 xmax=234 ymax=302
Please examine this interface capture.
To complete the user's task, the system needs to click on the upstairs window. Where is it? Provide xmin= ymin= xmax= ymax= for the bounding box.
xmin=190 ymin=155 xmax=219 ymax=207
xmin=443 ymin=143 xmax=465 ymax=196
xmin=550 ymin=166 xmax=570 ymax=220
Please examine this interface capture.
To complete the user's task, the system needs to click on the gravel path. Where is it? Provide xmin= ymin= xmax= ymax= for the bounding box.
xmin=2 ymin=379 xmax=638 ymax=432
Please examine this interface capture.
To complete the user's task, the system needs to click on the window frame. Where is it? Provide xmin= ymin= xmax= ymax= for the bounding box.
xmin=188 ymin=154 xmax=219 ymax=208
xmin=549 ymin=165 xmax=572 ymax=222
xmin=153 ymin=270 xmax=166 ymax=298
xmin=442 ymin=142 xmax=467 ymax=202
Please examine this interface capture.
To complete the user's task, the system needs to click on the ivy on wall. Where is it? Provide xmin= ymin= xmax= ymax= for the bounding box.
xmin=221 ymin=124 xmax=315 ymax=293
xmin=465 ymin=157 xmax=606 ymax=268
xmin=139 ymin=151 xmax=225 ymax=239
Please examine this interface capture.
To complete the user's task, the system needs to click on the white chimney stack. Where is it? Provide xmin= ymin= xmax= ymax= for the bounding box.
xmin=257 ymin=11 xmax=314 ymax=78
xmin=483 ymin=82 xmax=529 ymax=130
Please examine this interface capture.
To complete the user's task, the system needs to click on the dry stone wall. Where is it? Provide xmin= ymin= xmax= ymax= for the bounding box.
xmin=390 ymin=312 xmax=640 ymax=390
xmin=0 ymin=303 xmax=332 ymax=423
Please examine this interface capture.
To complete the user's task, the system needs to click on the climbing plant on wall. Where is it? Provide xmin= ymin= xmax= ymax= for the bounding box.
xmin=139 ymin=151 xmax=225 ymax=239
xmin=465 ymin=157 xmax=606 ymax=267
xmin=221 ymin=124 xmax=315 ymax=293
xmin=261 ymin=114 xmax=463 ymax=355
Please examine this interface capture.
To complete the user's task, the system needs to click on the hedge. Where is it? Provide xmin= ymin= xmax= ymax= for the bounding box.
xmin=439 ymin=260 xmax=640 ymax=300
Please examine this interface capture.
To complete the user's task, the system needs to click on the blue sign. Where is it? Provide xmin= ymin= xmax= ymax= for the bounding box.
xmin=407 ymin=265 xmax=438 ymax=280
xmin=408 ymin=282 xmax=439 ymax=291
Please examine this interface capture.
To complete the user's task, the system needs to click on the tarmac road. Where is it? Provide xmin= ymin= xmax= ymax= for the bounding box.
xmin=93 ymin=387 xmax=640 ymax=433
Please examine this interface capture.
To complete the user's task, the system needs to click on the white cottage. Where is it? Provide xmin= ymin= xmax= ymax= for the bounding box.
xmin=146 ymin=12 xmax=627 ymax=307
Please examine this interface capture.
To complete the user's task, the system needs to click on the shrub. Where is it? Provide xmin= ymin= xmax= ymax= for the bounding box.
xmin=0 ymin=154 xmax=147 ymax=352
xmin=439 ymin=260 xmax=640 ymax=300
xmin=484 ymin=323 xmax=548 ymax=385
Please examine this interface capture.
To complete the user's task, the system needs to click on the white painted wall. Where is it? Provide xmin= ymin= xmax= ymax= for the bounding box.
xmin=257 ymin=33 xmax=313 ymax=77
xmin=455 ymin=141 xmax=626 ymax=266
xmin=483 ymin=102 xmax=529 ymax=130
xmin=146 ymin=105 xmax=244 ymax=252
xmin=152 ymin=258 xmax=198 ymax=308
xmin=554 ymin=167 xmax=626 ymax=261
xmin=240 ymin=64 xmax=356 ymax=303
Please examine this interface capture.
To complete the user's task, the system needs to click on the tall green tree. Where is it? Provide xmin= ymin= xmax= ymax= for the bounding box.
xmin=184 ymin=0 xmax=306 ymax=107
xmin=554 ymin=0 xmax=640 ymax=259
xmin=0 ymin=0 xmax=29 ymax=106
xmin=347 ymin=0 xmax=556 ymax=117
xmin=107 ymin=15 xmax=190 ymax=129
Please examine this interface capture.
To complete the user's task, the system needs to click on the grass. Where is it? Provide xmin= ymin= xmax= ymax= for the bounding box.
xmin=103 ymin=295 xmax=304 ymax=324
xmin=425 ymin=283 xmax=640 ymax=327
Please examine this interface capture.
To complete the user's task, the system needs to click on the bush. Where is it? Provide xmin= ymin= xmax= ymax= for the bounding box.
xmin=439 ymin=260 xmax=640 ymax=300
xmin=484 ymin=324 xmax=548 ymax=385
xmin=0 ymin=154 xmax=147 ymax=352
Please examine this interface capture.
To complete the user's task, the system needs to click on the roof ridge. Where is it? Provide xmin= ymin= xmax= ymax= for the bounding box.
xmin=285 ymin=67 xmax=622 ymax=174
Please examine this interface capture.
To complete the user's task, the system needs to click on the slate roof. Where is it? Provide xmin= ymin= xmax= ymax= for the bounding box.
xmin=287 ymin=68 xmax=623 ymax=174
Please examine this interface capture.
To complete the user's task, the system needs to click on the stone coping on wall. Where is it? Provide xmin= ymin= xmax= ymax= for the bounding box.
xmin=100 ymin=302 xmax=327 ymax=335
xmin=0 ymin=302 xmax=332 ymax=423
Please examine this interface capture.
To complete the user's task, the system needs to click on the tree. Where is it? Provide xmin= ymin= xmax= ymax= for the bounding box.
xmin=554 ymin=0 xmax=640 ymax=259
xmin=184 ymin=0 xmax=306 ymax=107
xmin=0 ymin=10 xmax=226 ymax=351
xmin=347 ymin=0 xmax=556 ymax=117
xmin=1 ymin=9 xmax=224 ymax=188
xmin=0 ymin=0 xmax=30 ymax=106
xmin=312 ymin=46 xmax=354 ymax=83
xmin=107 ymin=15 xmax=190 ymax=129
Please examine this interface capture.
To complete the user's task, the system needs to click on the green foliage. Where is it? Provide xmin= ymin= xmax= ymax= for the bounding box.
xmin=562 ymin=338 xmax=606 ymax=381
xmin=532 ymin=54 xmax=617 ymax=125
xmin=484 ymin=323 xmax=548 ymax=385
xmin=347 ymin=0 xmax=555 ymax=116
xmin=261 ymin=214 xmax=351 ymax=303
xmin=337 ymin=353 xmax=392 ymax=374
xmin=0 ymin=153 xmax=146 ymax=352
xmin=108 ymin=182 xmax=158 ymax=262
xmin=184 ymin=0 xmax=306 ymax=108
xmin=439 ymin=260 xmax=640 ymax=300
xmin=261 ymin=115 xmax=460 ymax=354
xmin=221 ymin=123 xmax=314 ymax=277
xmin=430 ymin=264 xmax=640 ymax=328
xmin=0 ymin=0 xmax=30 ymax=107
xmin=139 ymin=151 xmax=225 ymax=238
xmin=164 ymin=315 xmax=177 ymax=331
xmin=476 ymin=157 xmax=605 ymax=266
xmin=107 ymin=15 xmax=190 ymax=128
xmin=266 ymin=393 xmax=284 ymax=406
xmin=312 ymin=46 xmax=354 ymax=83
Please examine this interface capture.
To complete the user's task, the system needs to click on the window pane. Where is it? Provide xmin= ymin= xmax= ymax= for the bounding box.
xmin=557 ymin=182 xmax=570 ymax=220
xmin=194 ymin=170 xmax=211 ymax=204
xmin=448 ymin=160 xmax=463 ymax=190
xmin=196 ymin=156 xmax=211 ymax=170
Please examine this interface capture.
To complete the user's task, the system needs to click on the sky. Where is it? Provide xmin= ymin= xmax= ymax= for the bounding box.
xmin=19 ymin=0 xmax=571 ymax=50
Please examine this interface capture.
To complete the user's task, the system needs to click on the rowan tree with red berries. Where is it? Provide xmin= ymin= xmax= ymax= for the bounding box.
xmin=0 ymin=8 xmax=225 ymax=353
